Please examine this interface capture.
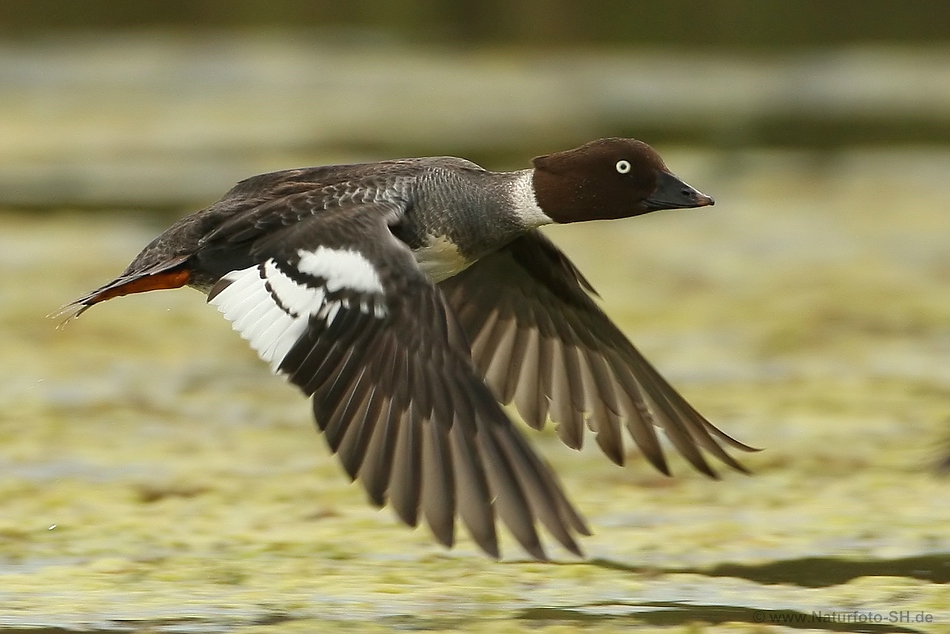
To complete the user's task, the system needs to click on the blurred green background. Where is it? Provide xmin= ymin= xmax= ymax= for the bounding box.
xmin=2 ymin=0 xmax=949 ymax=48
xmin=1 ymin=2 xmax=949 ymax=633
xmin=1 ymin=0 xmax=948 ymax=208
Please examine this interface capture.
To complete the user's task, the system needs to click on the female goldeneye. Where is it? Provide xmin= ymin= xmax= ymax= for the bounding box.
xmin=64 ymin=138 xmax=755 ymax=560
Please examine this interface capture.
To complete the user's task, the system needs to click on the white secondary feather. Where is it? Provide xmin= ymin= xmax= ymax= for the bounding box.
xmin=296 ymin=246 xmax=384 ymax=294
xmin=209 ymin=254 xmax=386 ymax=375
xmin=260 ymin=259 xmax=325 ymax=317
xmin=210 ymin=260 xmax=325 ymax=373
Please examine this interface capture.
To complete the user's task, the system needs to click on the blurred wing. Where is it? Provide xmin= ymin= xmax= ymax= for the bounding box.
xmin=439 ymin=231 xmax=756 ymax=477
xmin=208 ymin=203 xmax=588 ymax=559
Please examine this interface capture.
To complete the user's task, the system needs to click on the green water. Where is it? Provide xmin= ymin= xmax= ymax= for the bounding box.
xmin=1 ymin=148 xmax=948 ymax=632
xmin=2 ymin=35 xmax=949 ymax=211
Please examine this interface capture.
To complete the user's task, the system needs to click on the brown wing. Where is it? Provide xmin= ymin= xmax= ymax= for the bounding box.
xmin=439 ymin=231 xmax=756 ymax=477
xmin=208 ymin=205 xmax=589 ymax=559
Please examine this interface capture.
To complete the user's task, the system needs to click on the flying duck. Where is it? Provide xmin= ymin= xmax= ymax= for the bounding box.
xmin=64 ymin=138 xmax=755 ymax=560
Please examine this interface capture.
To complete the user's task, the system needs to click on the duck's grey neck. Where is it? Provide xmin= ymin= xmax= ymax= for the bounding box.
xmin=404 ymin=167 xmax=550 ymax=258
xmin=398 ymin=167 xmax=553 ymax=283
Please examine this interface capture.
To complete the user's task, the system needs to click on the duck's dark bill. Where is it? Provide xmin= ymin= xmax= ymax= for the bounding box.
xmin=643 ymin=171 xmax=715 ymax=211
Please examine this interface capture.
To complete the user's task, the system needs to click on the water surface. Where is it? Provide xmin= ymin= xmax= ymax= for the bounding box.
xmin=1 ymin=148 xmax=948 ymax=632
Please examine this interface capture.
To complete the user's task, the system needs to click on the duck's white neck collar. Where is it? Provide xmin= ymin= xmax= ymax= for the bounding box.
xmin=508 ymin=170 xmax=554 ymax=229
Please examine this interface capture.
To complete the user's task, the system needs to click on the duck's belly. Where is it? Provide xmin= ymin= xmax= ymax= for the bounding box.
xmin=412 ymin=235 xmax=474 ymax=283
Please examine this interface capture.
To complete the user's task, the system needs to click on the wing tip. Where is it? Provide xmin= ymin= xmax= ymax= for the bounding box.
xmin=522 ymin=541 xmax=549 ymax=562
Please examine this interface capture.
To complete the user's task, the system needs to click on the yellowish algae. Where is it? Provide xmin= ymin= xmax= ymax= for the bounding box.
xmin=1 ymin=149 xmax=949 ymax=632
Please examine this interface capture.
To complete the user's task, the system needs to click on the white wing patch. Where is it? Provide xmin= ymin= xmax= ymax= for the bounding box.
xmin=209 ymin=255 xmax=386 ymax=374
xmin=297 ymin=246 xmax=384 ymax=294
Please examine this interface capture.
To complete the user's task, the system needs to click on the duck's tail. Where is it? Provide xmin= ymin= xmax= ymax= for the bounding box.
xmin=51 ymin=256 xmax=192 ymax=325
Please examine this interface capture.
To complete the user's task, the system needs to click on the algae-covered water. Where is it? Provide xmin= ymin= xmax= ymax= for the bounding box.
xmin=1 ymin=149 xmax=949 ymax=632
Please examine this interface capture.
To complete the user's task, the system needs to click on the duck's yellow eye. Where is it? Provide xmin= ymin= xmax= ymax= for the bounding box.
xmin=615 ymin=160 xmax=631 ymax=174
